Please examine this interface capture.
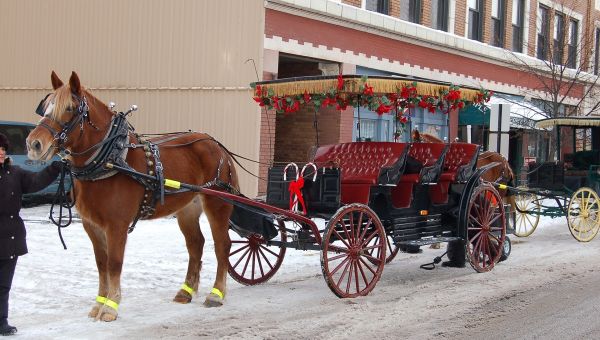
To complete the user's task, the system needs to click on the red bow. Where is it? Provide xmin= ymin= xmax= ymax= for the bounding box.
xmin=288 ymin=177 xmax=307 ymax=214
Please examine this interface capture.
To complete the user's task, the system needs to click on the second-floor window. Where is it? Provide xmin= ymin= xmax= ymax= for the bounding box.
xmin=364 ymin=0 xmax=389 ymax=15
xmin=553 ymin=13 xmax=565 ymax=65
xmin=536 ymin=5 xmax=550 ymax=60
xmin=491 ymin=0 xmax=506 ymax=47
xmin=431 ymin=0 xmax=449 ymax=31
xmin=511 ymin=0 xmax=525 ymax=52
xmin=400 ymin=0 xmax=422 ymax=24
xmin=566 ymin=19 xmax=578 ymax=68
xmin=468 ymin=0 xmax=484 ymax=41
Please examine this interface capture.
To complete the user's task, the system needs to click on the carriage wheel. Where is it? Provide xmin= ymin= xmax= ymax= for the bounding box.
xmin=321 ymin=204 xmax=386 ymax=298
xmin=512 ymin=187 xmax=541 ymax=237
xmin=567 ymin=187 xmax=600 ymax=242
xmin=367 ymin=233 xmax=399 ymax=264
xmin=466 ymin=184 xmax=506 ymax=273
xmin=228 ymin=221 xmax=287 ymax=285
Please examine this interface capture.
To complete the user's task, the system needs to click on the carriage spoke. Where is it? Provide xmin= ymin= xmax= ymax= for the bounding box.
xmin=332 ymin=229 xmax=352 ymax=249
xmin=358 ymin=257 xmax=378 ymax=275
xmin=330 ymin=256 xmax=351 ymax=277
xmin=230 ymin=244 xmax=250 ymax=257
xmin=257 ymin=246 xmax=275 ymax=270
xmin=356 ymin=259 xmax=370 ymax=287
xmin=259 ymin=244 xmax=281 ymax=258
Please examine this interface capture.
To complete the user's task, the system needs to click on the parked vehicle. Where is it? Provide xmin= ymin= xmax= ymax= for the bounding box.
xmin=0 ymin=120 xmax=70 ymax=205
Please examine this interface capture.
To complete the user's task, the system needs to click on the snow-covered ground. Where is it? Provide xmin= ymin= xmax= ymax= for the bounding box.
xmin=9 ymin=205 xmax=600 ymax=339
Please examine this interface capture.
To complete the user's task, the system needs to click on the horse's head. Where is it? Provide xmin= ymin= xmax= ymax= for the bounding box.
xmin=27 ymin=71 xmax=102 ymax=161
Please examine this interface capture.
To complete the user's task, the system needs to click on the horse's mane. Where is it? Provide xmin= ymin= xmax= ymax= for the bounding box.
xmin=411 ymin=129 xmax=443 ymax=143
xmin=480 ymin=150 xmax=515 ymax=181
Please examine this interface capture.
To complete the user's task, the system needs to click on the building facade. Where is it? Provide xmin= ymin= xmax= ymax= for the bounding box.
xmin=0 ymin=0 xmax=265 ymax=196
xmin=258 ymin=0 xmax=600 ymax=192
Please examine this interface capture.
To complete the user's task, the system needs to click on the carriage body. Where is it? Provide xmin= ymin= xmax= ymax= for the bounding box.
xmin=225 ymin=74 xmax=507 ymax=298
xmin=227 ymin=139 xmax=507 ymax=297
xmin=510 ymin=118 xmax=600 ymax=241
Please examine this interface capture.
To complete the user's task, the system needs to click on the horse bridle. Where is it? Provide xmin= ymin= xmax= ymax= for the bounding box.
xmin=35 ymin=92 xmax=97 ymax=154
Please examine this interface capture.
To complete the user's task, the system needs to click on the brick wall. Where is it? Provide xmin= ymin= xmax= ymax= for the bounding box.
xmin=273 ymin=105 xmax=341 ymax=163
xmin=504 ymin=0 xmax=514 ymax=51
xmin=455 ymin=0 xmax=466 ymax=36
xmin=421 ymin=0 xmax=431 ymax=27
xmin=527 ymin=0 xmax=538 ymax=56
xmin=483 ymin=0 xmax=492 ymax=43
xmin=342 ymin=0 xmax=361 ymax=7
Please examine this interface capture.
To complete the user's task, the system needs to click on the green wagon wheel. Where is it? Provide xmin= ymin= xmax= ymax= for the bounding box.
xmin=567 ymin=187 xmax=600 ymax=242
xmin=512 ymin=187 xmax=541 ymax=237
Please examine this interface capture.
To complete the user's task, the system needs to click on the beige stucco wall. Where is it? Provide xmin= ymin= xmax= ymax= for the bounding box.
xmin=0 ymin=0 xmax=264 ymax=196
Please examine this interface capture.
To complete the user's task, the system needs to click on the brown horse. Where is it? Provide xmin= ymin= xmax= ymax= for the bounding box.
xmin=26 ymin=71 xmax=239 ymax=321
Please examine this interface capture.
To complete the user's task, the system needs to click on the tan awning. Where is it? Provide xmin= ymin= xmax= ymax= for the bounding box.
xmin=535 ymin=117 xmax=600 ymax=129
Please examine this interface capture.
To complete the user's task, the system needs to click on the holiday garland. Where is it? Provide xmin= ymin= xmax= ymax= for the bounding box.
xmin=251 ymin=75 xmax=492 ymax=116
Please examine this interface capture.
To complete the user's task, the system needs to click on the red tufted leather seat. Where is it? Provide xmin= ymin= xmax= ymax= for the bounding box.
xmin=399 ymin=143 xmax=447 ymax=183
xmin=313 ymin=142 xmax=407 ymax=184
xmin=313 ymin=142 xmax=408 ymax=204
xmin=440 ymin=143 xmax=480 ymax=182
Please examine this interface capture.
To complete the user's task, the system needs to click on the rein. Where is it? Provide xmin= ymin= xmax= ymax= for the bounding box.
xmin=48 ymin=161 xmax=76 ymax=249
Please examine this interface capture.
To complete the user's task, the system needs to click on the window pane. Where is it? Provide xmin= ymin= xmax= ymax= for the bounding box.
xmin=595 ymin=28 xmax=600 ymax=75
xmin=365 ymin=0 xmax=378 ymax=11
xmin=359 ymin=119 xmax=377 ymax=141
xmin=400 ymin=0 xmax=410 ymax=20
xmin=468 ymin=0 xmax=477 ymax=9
xmin=512 ymin=0 xmax=520 ymax=25
xmin=492 ymin=0 xmax=499 ymax=17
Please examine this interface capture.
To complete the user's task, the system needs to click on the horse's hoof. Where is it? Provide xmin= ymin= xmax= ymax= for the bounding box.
xmin=203 ymin=293 xmax=224 ymax=307
xmin=173 ymin=291 xmax=192 ymax=304
xmin=88 ymin=305 xmax=101 ymax=318
xmin=95 ymin=306 xmax=118 ymax=322
xmin=100 ymin=313 xmax=118 ymax=322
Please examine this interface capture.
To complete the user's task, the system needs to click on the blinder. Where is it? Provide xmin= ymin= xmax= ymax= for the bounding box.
xmin=35 ymin=93 xmax=52 ymax=116
xmin=34 ymin=92 xmax=91 ymax=152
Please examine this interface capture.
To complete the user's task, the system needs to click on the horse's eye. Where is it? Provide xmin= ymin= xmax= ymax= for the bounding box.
xmin=66 ymin=107 xmax=73 ymax=112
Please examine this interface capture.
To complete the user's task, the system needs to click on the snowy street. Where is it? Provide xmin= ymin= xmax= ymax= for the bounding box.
xmin=10 ymin=205 xmax=600 ymax=339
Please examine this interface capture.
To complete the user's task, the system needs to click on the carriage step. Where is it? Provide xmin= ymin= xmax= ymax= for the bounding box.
xmin=396 ymin=236 xmax=461 ymax=247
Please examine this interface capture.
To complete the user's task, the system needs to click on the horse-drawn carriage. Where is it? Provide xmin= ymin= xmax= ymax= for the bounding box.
xmin=510 ymin=117 xmax=600 ymax=241
xmin=225 ymin=75 xmax=509 ymax=297
xmin=27 ymin=72 xmax=509 ymax=321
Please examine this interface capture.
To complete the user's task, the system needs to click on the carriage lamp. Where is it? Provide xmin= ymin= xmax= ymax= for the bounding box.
xmin=420 ymin=210 xmax=428 ymax=216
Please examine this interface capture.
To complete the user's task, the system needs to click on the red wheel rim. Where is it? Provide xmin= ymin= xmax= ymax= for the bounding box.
xmin=228 ymin=222 xmax=286 ymax=285
xmin=466 ymin=185 xmax=506 ymax=272
xmin=321 ymin=204 xmax=386 ymax=298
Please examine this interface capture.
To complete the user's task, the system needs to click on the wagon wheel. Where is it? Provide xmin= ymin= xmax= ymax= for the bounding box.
xmin=512 ymin=187 xmax=541 ymax=237
xmin=321 ymin=204 xmax=386 ymax=298
xmin=567 ymin=187 xmax=600 ymax=242
xmin=228 ymin=221 xmax=287 ymax=285
xmin=465 ymin=184 xmax=506 ymax=273
xmin=367 ymin=233 xmax=399 ymax=264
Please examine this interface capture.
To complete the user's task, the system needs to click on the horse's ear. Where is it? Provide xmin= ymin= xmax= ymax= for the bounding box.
xmin=69 ymin=71 xmax=82 ymax=97
xmin=412 ymin=129 xmax=420 ymax=142
xmin=51 ymin=71 xmax=63 ymax=90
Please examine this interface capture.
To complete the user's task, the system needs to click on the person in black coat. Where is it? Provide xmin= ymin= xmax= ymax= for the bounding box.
xmin=0 ymin=132 xmax=62 ymax=336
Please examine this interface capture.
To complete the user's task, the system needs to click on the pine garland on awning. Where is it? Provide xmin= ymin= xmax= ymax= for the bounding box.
xmin=250 ymin=74 xmax=492 ymax=115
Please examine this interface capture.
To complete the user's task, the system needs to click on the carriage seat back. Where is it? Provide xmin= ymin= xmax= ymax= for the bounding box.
xmin=400 ymin=143 xmax=448 ymax=184
xmin=313 ymin=142 xmax=408 ymax=204
xmin=312 ymin=142 xmax=408 ymax=185
xmin=441 ymin=143 xmax=480 ymax=182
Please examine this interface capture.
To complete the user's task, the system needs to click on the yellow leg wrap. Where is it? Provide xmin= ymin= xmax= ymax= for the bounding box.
xmin=181 ymin=283 xmax=195 ymax=295
xmin=96 ymin=296 xmax=107 ymax=304
xmin=104 ymin=299 xmax=119 ymax=311
xmin=211 ymin=287 xmax=224 ymax=299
